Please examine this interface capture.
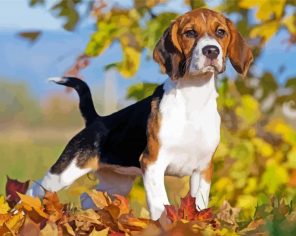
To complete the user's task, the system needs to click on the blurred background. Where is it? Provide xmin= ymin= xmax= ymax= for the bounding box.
xmin=0 ymin=0 xmax=296 ymax=219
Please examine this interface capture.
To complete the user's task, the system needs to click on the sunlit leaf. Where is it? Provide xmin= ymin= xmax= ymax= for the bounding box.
xmin=250 ymin=21 xmax=279 ymax=42
xmin=282 ymin=14 xmax=296 ymax=34
xmin=260 ymin=160 xmax=289 ymax=194
xmin=126 ymin=82 xmax=158 ymax=101
xmin=239 ymin=0 xmax=286 ymax=21
xmin=0 ymin=196 xmax=10 ymax=214
xmin=17 ymin=193 xmax=48 ymax=222
xmin=116 ymin=45 xmax=141 ymax=78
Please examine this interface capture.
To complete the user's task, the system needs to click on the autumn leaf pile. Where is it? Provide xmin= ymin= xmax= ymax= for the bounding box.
xmin=1 ymin=177 xmax=296 ymax=235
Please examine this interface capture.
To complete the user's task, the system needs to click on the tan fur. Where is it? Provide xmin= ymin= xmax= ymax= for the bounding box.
xmin=81 ymin=156 xmax=99 ymax=170
xmin=201 ymin=161 xmax=213 ymax=183
xmin=140 ymin=98 xmax=162 ymax=171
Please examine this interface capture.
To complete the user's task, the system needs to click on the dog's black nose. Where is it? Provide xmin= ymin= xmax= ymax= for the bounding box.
xmin=202 ymin=45 xmax=220 ymax=60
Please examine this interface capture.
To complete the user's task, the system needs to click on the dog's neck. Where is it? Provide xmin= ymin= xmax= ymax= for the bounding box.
xmin=163 ymin=72 xmax=218 ymax=110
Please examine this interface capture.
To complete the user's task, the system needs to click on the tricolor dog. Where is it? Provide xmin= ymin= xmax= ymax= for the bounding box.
xmin=27 ymin=8 xmax=253 ymax=220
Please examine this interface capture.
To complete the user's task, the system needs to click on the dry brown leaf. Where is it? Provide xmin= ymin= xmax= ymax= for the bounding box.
xmin=43 ymin=191 xmax=64 ymax=222
xmin=40 ymin=222 xmax=59 ymax=236
xmin=113 ymin=195 xmax=130 ymax=215
xmin=104 ymin=204 xmax=120 ymax=220
xmin=61 ymin=223 xmax=76 ymax=236
xmin=19 ymin=216 xmax=40 ymax=236
xmin=74 ymin=209 xmax=101 ymax=225
xmin=0 ymin=214 xmax=10 ymax=227
xmin=87 ymin=190 xmax=112 ymax=209
xmin=17 ymin=192 xmax=48 ymax=223
xmin=89 ymin=227 xmax=109 ymax=236
xmin=118 ymin=213 xmax=151 ymax=232
xmin=217 ymin=201 xmax=240 ymax=226
xmin=4 ymin=211 xmax=25 ymax=235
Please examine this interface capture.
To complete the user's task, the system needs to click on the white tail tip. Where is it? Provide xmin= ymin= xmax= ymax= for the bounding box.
xmin=48 ymin=77 xmax=67 ymax=83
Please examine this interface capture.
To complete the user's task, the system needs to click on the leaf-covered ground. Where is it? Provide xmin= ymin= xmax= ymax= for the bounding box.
xmin=1 ymin=177 xmax=296 ymax=235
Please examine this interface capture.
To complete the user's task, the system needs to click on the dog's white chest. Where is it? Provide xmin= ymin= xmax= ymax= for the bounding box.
xmin=158 ymin=78 xmax=220 ymax=177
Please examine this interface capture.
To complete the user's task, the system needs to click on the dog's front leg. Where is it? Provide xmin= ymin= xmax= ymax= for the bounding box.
xmin=142 ymin=160 xmax=169 ymax=220
xmin=190 ymin=161 xmax=213 ymax=210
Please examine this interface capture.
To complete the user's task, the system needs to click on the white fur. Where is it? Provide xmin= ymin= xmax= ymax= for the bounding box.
xmin=189 ymin=36 xmax=223 ymax=73
xmin=48 ymin=77 xmax=67 ymax=83
xmin=27 ymin=159 xmax=92 ymax=197
xmin=144 ymin=73 xmax=220 ymax=220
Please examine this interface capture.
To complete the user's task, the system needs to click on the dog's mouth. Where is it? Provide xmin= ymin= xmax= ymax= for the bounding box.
xmin=203 ymin=59 xmax=222 ymax=72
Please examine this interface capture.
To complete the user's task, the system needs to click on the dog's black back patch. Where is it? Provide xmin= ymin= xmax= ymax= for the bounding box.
xmin=100 ymin=84 xmax=164 ymax=167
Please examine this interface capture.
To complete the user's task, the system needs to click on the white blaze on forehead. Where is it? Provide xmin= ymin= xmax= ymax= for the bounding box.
xmin=201 ymin=13 xmax=207 ymax=24
xmin=189 ymin=35 xmax=223 ymax=73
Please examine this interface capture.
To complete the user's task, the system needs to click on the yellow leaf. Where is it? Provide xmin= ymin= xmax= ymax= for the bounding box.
xmin=236 ymin=195 xmax=257 ymax=219
xmin=17 ymin=193 xmax=48 ymax=220
xmin=265 ymin=119 xmax=296 ymax=144
xmin=0 ymin=196 xmax=10 ymax=214
xmin=250 ymin=21 xmax=279 ymax=42
xmin=252 ymin=137 xmax=273 ymax=157
xmin=5 ymin=211 xmax=25 ymax=235
xmin=282 ymin=15 xmax=296 ymax=34
xmin=116 ymin=45 xmax=141 ymax=78
xmin=40 ymin=222 xmax=58 ymax=236
xmin=260 ymin=159 xmax=289 ymax=194
xmin=236 ymin=95 xmax=260 ymax=125
xmin=89 ymin=227 xmax=109 ymax=236
xmin=86 ymin=190 xmax=111 ymax=209
xmin=239 ymin=0 xmax=286 ymax=21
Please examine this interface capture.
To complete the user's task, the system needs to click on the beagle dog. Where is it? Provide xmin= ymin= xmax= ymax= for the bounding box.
xmin=27 ymin=8 xmax=253 ymax=220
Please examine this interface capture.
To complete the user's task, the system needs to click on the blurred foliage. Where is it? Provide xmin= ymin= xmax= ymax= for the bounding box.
xmin=28 ymin=0 xmax=296 ymax=76
xmin=0 ymin=79 xmax=42 ymax=126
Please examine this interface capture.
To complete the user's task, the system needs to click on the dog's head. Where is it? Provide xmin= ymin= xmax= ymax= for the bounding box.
xmin=153 ymin=8 xmax=253 ymax=80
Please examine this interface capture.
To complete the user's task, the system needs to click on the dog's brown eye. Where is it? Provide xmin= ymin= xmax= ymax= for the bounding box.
xmin=184 ymin=29 xmax=198 ymax=38
xmin=216 ymin=28 xmax=225 ymax=38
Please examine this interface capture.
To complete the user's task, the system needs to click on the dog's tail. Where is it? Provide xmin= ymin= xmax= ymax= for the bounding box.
xmin=48 ymin=77 xmax=100 ymax=126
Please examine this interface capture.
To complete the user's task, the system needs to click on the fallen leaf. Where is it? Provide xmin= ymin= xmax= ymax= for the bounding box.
xmin=61 ymin=223 xmax=75 ymax=236
xmin=4 ymin=211 xmax=25 ymax=235
xmin=0 ymin=214 xmax=10 ymax=227
xmin=217 ymin=201 xmax=240 ymax=226
xmin=6 ymin=176 xmax=29 ymax=208
xmin=195 ymin=208 xmax=213 ymax=221
xmin=119 ymin=213 xmax=150 ymax=232
xmin=40 ymin=222 xmax=59 ymax=236
xmin=113 ymin=195 xmax=130 ymax=215
xmin=19 ymin=216 xmax=40 ymax=236
xmin=0 ymin=196 xmax=10 ymax=214
xmin=179 ymin=192 xmax=198 ymax=220
xmin=164 ymin=205 xmax=179 ymax=223
xmin=17 ymin=193 xmax=48 ymax=223
xmin=89 ymin=227 xmax=109 ymax=236
xmin=43 ymin=191 xmax=64 ymax=222
xmin=86 ymin=190 xmax=112 ymax=209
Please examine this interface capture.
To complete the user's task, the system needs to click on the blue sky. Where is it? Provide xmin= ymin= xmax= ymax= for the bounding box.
xmin=0 ymin=0 xmax=295 ymax=101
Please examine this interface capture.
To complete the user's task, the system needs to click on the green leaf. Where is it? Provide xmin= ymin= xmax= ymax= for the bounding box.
xmin=260 ymin=160 xmax=289 ymax=194
xmin=51 ymin=0 xmax=81 ymax=31
xmin=18 ymin=31 xmax=41 ymax=43
xmin=126 ymin=83 xmax=159 ymax=101
xmin=29 ymin=0 xmax=45 ymax=6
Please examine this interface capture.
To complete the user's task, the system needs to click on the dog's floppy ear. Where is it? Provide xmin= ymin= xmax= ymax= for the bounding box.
xmin=153 ymin=21 xmax=184 ymax=80
xmin=226 ymin=19 xmax=253 ymax=77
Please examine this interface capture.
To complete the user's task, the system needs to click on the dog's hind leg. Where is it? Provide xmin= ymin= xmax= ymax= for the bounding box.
xmin=27 ymin=156 xmax=98 ymax=197
xmin=80 ymin=169 xmax=136 ymax=209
